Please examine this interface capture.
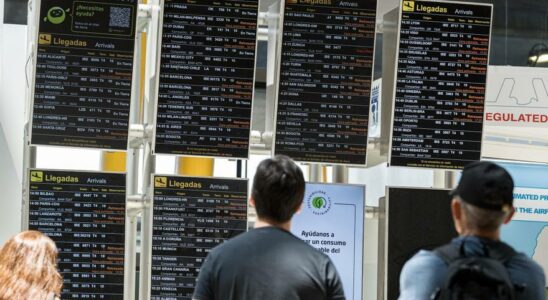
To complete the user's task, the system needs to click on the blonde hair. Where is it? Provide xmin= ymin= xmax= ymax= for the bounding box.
xmin=0 ymin=231 xmax=63 ymax=300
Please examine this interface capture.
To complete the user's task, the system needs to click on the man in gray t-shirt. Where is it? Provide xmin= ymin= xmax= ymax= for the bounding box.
xmin=193 ymin=156 xmax=345 ymax=300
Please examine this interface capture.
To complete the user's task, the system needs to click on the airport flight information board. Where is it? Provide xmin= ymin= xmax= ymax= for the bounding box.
xmin=28 ymin=170 xmax=126 ymax=299
xmin=154 ymin=0 xmax=258 ymax=158
xmin=390 ymin=0 xmax=492 ymax=169
xmin=31 ymin=0 xmax=137 ymax=150
xmin=274 ymin=0 xmax=377 ymax=165
xmin=151 ymin=176 xmax=248 ymax=299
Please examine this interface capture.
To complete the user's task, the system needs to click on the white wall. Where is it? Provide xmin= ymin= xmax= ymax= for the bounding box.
xmin=0 ymin=23 xmax=26 ymax=181
xmin=0 ymin=128 xmax=22 ymax=244
xmin=349 ymin=164 xmax=435 ymax=207
xmin=0 ymin=0 xmax=3 ymax=100
xmin=0 ymin=0 xmax=28 ymax=244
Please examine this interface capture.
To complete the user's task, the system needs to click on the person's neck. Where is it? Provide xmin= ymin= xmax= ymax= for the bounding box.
xmin=254 ymin=218 xmax=291 ymax=232
xmin=459 ymin=228 xmax=501 ymax=241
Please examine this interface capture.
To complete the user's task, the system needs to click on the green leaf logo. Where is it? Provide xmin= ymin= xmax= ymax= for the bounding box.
xmin=312 ymin=197 xmax=325 ymax=209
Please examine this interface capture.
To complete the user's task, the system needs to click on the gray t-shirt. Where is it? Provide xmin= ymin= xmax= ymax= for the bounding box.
xmin=193 ymin=226 xmax=345 ymax=300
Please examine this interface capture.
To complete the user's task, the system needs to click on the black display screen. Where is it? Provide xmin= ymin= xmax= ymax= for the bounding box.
xmin=385 ymin=187 xmax=458 ymax=300
xmin=31 ymin=0 xmax=137 ymax=150
xmin=154 ymin=0 xmax=258 ymax=158
xmin=390 ymin=0 xmax=492 ymax=169
xmin=274 ymin=0 xmax=377 ymax=165
xmin=28 ymin=169 xmax=126 ymax=299
xmin=151 ymin=176 xmax=248 ymax=299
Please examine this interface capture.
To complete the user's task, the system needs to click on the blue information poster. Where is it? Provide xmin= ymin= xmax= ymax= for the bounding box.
xmin=291 ymin=183 xmax=365 ymax=300
xmin=499 ymin=162 xmax=548 ymax=287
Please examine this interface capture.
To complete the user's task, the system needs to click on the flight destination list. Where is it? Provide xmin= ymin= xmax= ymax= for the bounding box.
xmin=28 ymin=170 xmax=126 ymax=299
xmin=31 ymin=0 xmax=137 ymax=150
xmin=390 ymin=0 xmax=492 ymax=169
xmin=155 ymin=0 xmax=258 ymax=158
xmin=151 ymin=176 xmax=247 ymax=299
xmin=274 ymin=0 xmax=377 ymax=165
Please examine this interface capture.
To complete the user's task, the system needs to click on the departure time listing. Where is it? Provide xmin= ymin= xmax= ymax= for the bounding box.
xmin=390 ymin=0 xmax=492 ymax=169
xmin=275 ymin=0 xmax=377 ymax=165
xmin=28 ymin=170 xmax=126 ymax=300
xmin=155 ymin=0 xmax=258 ymax=158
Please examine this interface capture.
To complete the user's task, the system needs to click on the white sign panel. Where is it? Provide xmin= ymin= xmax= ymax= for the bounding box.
xmin=485 ymin=66 xmax=548 ymax=128
xmin=512 ymin=187 xmax=548 ymax=222
xmin=499 ymin=162 xmax=548 ymax=287
xmin=291 ymin=183 xmax=365 ymax=300
xmin=483 ymin=66 xmax=548 ymax=163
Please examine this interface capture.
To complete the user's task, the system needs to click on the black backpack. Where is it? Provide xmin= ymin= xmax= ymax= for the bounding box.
xmin=431 ymin=240 xmax=518 ymax=300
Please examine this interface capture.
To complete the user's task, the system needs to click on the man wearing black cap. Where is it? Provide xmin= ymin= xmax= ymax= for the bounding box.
xmin=398 ymin=161 xmax=546 ymax=300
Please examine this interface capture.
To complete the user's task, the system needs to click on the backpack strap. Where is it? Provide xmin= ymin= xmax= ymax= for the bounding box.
xmin=433 ymin=239 xmax=517 ymax=266
xmin=484 ymin=241 xmax=516 ymax=265
xmin=433 ymin=242 xmax=463 ymax=265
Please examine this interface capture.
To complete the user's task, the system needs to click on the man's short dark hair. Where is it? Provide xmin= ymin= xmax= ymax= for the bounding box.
xmin=252 ymin=155 xmax=305 ymax=223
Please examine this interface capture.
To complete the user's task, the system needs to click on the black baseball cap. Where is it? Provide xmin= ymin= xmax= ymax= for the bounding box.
xmin=450 ymin=161 xmax=514 ymax=211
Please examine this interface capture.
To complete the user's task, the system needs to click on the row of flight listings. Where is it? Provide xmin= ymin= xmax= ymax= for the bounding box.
xmin=29 ymin=169 xmax=456 ymax=300
xmin=32 ymin=0 xmax=494 ymax=170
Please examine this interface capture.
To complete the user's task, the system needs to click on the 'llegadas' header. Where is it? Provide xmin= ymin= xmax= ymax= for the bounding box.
xmin=154 ymin=176 xmax=203 ymax=190
xmin=153 ymin=176 xmax=248 ymax=193
xmin=29 ymin=170 xmax=124 ymax=185
xmin=402 ymin=0 xmax=492 ymax=18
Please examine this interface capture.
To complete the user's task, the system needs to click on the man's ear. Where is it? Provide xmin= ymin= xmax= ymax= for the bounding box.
xmin=249 ymin=197 xmax=256 ymax=208
xmin=451 ymin=198 xmax=463 ymax=234
xmin=503 ymin=206 xmax=515 ymax=225
xmin=451 ymin=198 xmax=461 ymax=220
xmin=295 ymin=202 xmax=303 ymax=214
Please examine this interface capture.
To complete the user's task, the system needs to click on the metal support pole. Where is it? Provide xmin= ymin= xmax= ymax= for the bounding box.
xmin=332 ymin=165 xmax=348 ymax=184
xmin=433 ymin=170 xmax=458 ymax=189
xmin=433 ymin=170 xmax=447 ymax=189
xmin=123 ymin=148 xmax=141 ymax=300
xmin=264 ymin=3 xmax=280 ymax=135
xmin=139 ymin=142 xmax=155 ymax=300
xmin=263 ymin=1 xmax=282 ymax=153
xmin=444 ymin=171 xmax=458 ymax=189
xmin=21 ymin=0 xmax=40 ymax=233
xmin=309 ymin=164 xmax=322 ymax=182
xmin=124 ymin=193 xmax=144 ymax=300
xmin=29 ymin=145 xmax=37 ymax=168
xmin=21 ymin=122 xmax=36 ymax=231
xmin=139 ymin=1 xmax=160 ymax=298
xmin=123 ymin=3 xmax=152 ymax=298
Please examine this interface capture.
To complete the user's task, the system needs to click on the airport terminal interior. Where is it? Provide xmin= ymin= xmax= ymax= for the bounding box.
xmin=0 ymin=0 xmax=547 ymax=299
